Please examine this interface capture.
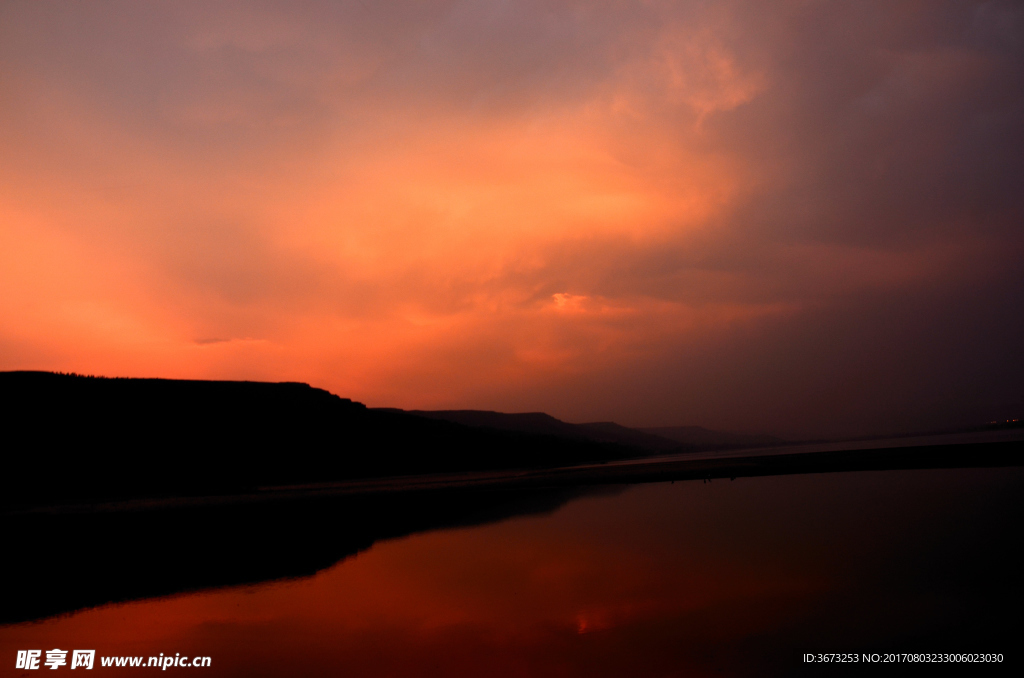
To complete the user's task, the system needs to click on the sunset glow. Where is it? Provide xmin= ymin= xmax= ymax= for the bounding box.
xmin=2 ymin=1 xmax=1022 ymax=436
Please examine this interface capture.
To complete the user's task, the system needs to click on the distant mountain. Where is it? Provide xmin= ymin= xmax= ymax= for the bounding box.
xmin=400 ymin=410 xmax=681 ymax=452
xmin=640 ymin=426 xmax=783 ymax=450
xmin=396 ymin=410 xmax=782 ymax=452
xmin=1 ymin=372 xmax=786 ymax=512
xmin=576 ymin=421 xmax=682 ymax=451
xmin=0 ymin=372 xmax=648 ymax=511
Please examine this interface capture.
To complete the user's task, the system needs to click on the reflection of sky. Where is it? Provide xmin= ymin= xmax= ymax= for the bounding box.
xmin=1 ymin=1 xmax=1022 ymax=437
xmin=3 ymin=469 xmax=1020 ymax=676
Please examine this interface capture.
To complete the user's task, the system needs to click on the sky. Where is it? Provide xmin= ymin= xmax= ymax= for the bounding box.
xmin=1 ymin=0 xmax=1022 ymax=437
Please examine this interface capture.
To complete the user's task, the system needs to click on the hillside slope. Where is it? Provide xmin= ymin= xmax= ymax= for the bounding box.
xmin=0 ymin=372 xmax=642 ymax=510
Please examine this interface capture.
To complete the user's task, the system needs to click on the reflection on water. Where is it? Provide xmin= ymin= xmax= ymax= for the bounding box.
xmin=2 ymin=468 xmax=1021 ymax=676
xmin=0 ymin=488 xmax=601 ymax=624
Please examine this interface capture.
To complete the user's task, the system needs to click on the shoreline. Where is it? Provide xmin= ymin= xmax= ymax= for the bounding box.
xmin=9 ymin=432 xmax=1023 ymax=517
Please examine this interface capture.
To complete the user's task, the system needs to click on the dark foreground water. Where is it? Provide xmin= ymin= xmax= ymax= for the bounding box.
xmin=3 ymin=468 xmax=1021 ymax=676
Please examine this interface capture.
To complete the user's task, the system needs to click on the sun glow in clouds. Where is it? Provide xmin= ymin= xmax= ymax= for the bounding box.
xmin=1 ymin=0 xmax=1022 ymax=436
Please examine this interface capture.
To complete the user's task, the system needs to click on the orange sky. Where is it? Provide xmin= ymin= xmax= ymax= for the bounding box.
xmin=2 ymin=1 xmax=1022 ymax=436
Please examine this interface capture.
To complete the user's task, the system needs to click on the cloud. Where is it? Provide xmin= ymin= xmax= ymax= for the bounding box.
xmin=1 ymin=0 xmax=1021 ymax=436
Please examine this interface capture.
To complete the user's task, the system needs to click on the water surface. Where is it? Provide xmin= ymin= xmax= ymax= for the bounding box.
xmin=3 ymin=468 xmax=1020 ymax=676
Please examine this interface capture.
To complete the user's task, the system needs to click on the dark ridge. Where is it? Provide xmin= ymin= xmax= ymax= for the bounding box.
xmin=640 ymin=425 xmax=784 ymax=450
xmin=575 ymin=421 xmax=683 ymax=451
xmin=400 ymin=409 xmax=681 ymax=451
xmin=0 ymin=371 xmax=643 ymax=512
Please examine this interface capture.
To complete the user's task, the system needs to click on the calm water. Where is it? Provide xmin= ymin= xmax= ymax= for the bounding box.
xmin=3 ymin=468 xmax=1021 ymax=676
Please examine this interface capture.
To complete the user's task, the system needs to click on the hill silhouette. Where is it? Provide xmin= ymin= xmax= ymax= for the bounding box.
xmin=640 ymin=425 xmax=783 ymax=450
xmin=0 ymin=371 xmax=644 ymax=511
xmin=399 ymin=410 xmax=682 ymax=451
xmin=403 ymin=410 xmax=783 ymax=451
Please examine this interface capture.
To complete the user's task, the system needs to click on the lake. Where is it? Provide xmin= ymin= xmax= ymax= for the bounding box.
xmin=2 ymin=467 xmax=1020 ymax=676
